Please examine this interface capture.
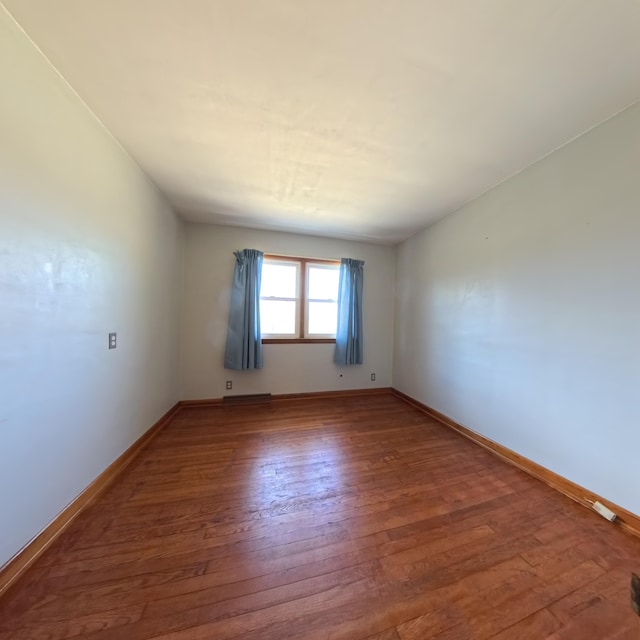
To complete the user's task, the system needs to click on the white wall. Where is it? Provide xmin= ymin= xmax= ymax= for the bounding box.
xmin=394 ymin=101 xmax=640 ymax=515
xmin=181 ymin=224 xmax=394 ymax=399
xmin=0 ymin=8 xmax=183 ymax=567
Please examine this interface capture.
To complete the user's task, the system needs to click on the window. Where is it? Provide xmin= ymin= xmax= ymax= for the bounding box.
xmin=260 ymin=255 xmax=340 ymax=343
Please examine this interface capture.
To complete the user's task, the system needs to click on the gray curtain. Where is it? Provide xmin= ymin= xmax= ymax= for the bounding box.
xmin=224 ymin=249 xmax=264 ymax=370
xmin=334 ymin=258 xmax=364 ymax=365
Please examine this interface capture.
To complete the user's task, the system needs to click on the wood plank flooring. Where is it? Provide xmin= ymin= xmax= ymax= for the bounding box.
xmin=1 ymin=394 xmax=639 ymax=639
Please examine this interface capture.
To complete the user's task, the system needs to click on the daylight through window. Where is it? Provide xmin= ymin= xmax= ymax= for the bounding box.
xmin=260 ymin=255 xmax=339 ymax=342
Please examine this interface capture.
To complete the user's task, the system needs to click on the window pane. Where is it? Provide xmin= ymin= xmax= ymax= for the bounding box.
xmin=260 ymin=300 xmax=296 ymax=335
xmin=308 ymin=301 xmax=337 ymax=335
xmin=308 ymin=266 xmax=339 ymax=300
xmin=261 ymin=263 xmax=298 ymax=298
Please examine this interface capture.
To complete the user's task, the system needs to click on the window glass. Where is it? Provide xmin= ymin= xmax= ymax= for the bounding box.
xmin=261 ymin=263 xmax=297 ymax=298
xmin=308 ymin=266 xmax=339 ymax=301
xmin=260 ymin=256 xmax=339 ymax=340
xmin=260 ymin=300 xmax=297 ymax=335
xmin=308 ymin=301 xmax=338 ymax=335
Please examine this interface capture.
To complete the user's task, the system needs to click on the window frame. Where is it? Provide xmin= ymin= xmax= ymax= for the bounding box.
xmin=258 ymin=258 xmax=301 ymax=339
xmin=261 ymin=254 xmax=340 ymax=344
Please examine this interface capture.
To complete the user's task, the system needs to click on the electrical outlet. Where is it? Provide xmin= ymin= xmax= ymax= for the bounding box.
xmin=108 ymin=333 xmax=117 ymax=349
xmin=370 ymin=373 xmax=376 ymax=381
xmin=226 ymin=380 xmax=232 ymax=390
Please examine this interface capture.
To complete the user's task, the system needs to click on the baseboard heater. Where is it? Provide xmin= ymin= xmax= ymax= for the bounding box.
xmin=223 ymin=393 xmax=272 ymax=405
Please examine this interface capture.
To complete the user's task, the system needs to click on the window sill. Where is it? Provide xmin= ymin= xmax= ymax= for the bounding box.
xmin=262 ymin=338 xmax=336 ymax=344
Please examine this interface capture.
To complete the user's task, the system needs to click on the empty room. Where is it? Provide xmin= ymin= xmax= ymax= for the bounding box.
xmin=1 ymin=1 xmax=640 ymax=638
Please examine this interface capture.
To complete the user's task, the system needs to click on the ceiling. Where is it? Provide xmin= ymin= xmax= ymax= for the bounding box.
xmin=4 ymin=1 xmax=640 ymax=244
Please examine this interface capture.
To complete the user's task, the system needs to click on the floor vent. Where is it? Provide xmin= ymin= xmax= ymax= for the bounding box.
xmin=223 ymin=393 xmax=272 ymax=405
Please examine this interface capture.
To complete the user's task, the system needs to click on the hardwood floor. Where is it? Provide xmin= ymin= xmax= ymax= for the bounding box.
xmin=1 ymin=394 xmax=639 ymax=639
